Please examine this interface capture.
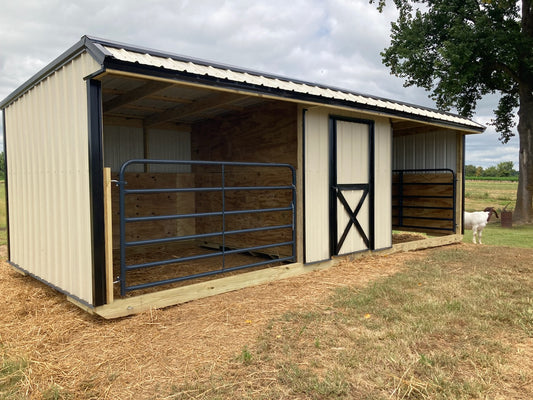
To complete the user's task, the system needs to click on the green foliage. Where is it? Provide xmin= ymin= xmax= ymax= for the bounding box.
xmin=237 ymin=346 xmax=253 ymax=365
xmin=465 ymin=161 xmax=518 ymax=178
xmin=0 ymin=182 xmax=5 ymax=246
xmin=372 ymin=0 xmax=531 ymax=142
xmin=466 ymin=176 xmax=518 ymax=181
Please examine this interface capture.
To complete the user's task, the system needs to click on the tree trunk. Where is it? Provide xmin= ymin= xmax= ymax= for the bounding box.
xmin=514 ymin=0 xmax=533 ymax=223
xmin=514 ymin=84 xmax=533 ymax=223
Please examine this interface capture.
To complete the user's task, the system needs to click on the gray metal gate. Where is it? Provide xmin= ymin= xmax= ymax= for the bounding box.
xmin=117 ymin=159 xmax=296 ymax=296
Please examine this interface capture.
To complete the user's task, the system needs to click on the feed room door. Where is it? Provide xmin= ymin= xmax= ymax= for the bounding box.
xmin=330 ymin=117 xmax=374 ymax=256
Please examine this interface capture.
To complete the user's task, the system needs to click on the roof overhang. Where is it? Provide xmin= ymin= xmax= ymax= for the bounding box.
xmin=1 ymin=35 xmax=486 ymax=135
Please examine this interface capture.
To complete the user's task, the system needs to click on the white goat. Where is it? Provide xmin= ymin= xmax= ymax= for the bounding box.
xmin=464 ymin=207 xmax=499 ymax=244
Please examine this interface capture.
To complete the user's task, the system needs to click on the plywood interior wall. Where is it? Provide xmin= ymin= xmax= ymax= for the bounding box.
xmin=110 ymin=172 xmax=195 ymax=249
xmin=105 ymin=101 xmax=297 ymax=256
xmin=191 ymin=102 xmax=298 ymax=255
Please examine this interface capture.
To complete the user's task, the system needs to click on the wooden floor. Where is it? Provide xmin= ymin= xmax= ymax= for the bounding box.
xmin=79 ymin=233 xmax=463 ymax=319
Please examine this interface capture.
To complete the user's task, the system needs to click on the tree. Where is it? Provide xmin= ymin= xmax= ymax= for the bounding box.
xmin=465 ymin=164 xmax=478 ymax=176
xmin=483 ymin=166 xmax=499 ymax=177
xmin=372 ymin=0 xmax=533 ymax=222
xmin=496 ymin=161 xmax=516 ymax=176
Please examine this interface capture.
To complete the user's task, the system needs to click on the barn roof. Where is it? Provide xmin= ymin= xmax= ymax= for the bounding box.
xmin=1 ymin=35 xmax=485 ymax=133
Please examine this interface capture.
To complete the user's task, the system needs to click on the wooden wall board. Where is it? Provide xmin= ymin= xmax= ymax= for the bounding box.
xmin=392 ymin=171 xmax=455 ymax=234
xmin=190 ymin=101 xmax=298 ymax=254
xmin=110 ymin=172 xmax=195 ymax=249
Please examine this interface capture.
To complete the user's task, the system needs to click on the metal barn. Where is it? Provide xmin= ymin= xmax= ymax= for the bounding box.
xmin=0 ymin=36 xmax=485 ymax=318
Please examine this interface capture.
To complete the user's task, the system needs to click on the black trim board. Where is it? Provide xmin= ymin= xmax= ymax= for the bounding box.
xmin=87 ymin=79 xmax=106 ymax=307
xmin=302 ymin=108 xmax=307 ymax=264
xmin=329 ymin=115 xmax=375 ymax=256
xmin=101 ymin=58 xmax=485 ymax=134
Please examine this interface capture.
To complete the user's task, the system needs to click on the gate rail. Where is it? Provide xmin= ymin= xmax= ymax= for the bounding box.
xmin=118 ymin=159 xmax=296 ymax=296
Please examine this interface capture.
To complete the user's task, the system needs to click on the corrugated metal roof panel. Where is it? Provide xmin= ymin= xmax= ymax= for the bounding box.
xmin=0 ymin=36 xmax=482 ymax=132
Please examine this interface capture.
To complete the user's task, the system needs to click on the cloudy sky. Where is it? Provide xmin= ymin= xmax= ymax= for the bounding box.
xmin=0 ymin=0 xmax=520 ymax=168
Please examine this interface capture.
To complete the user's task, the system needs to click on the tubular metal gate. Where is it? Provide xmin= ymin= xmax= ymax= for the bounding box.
xmin=392 ymin=168 xmax=456 ymax=233
xmin=118 ymin=159 xmax=296 ymax=296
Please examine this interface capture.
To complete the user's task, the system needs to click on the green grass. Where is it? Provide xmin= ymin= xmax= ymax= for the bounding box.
xmin=465 ymin=176 xmax=518 ymax=181
xmin=1 ymin=353 xmax=29 ymax=399
xmin=462 ymin=179 xmax=532 ymax=246
xmin=168 ymin=246 xmax=533 ymax=399
xmin=464 ymin=179 xmax=517 ymax=211
xmin=462 ymin=222 xmax=533 ymax=247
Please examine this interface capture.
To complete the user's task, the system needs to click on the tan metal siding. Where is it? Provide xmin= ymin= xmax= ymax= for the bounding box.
xmin=103 ymin=126 xmax=191 ymax=173
xmin=147 ymin=129 xmax=191 ymax=172
xmin=4 ymin=52 xmax=100 ymax=305
xmin=374 ymin=121 xmax=392 ymax=250
xmin=103 ymin=125 xmax=144 ymax=172
xmin=304 ymin=109 xmax=330 ymax=263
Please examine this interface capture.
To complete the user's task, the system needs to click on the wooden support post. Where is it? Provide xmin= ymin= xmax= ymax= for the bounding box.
xmin=103 ymin=167 xmax=114 ymax=304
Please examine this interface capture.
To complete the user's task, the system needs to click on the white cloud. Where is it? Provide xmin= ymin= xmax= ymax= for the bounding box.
xmin=0 ymin=0 xmax=520 ymax=168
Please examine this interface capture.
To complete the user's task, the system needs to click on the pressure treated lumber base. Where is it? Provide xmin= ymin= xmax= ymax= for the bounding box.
xmin=68 ymin=233 xmax=463 ymax=319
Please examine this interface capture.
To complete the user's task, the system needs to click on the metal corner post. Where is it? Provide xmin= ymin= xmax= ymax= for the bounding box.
xmin=87 ymin=79 xmax=107 ymax=307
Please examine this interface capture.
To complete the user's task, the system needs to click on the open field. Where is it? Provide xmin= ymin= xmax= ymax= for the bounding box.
xmin=464 ymin=179 xmax=517 ymax=212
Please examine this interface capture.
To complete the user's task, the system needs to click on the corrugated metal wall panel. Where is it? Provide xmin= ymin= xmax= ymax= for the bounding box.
xmin=393 ymin=131 xmax=457 ymax=171
xmin=304 ymin=109 xmax=330 ymax=263
xmin=103 ymin=126 xmax=191 ymax=172
xmin=4 ymin=52 xmax=100 ymax=305
xmin=147 ymin=129 xmax=191 ymax=172
xmin=374 ymin=121 xmax=392 ymax=250
xmin=103 ymin=125 xmax=144 ymax=172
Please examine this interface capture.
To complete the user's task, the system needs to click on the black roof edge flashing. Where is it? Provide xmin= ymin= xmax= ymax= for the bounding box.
xmin=0 ymin=35 xmax=107 ymax=109
xmin=102 ymin=57 xmax=485 ymax=134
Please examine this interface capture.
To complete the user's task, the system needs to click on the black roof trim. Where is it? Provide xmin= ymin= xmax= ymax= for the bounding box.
xmin=0 ymin=36 xmax=106 ymax=109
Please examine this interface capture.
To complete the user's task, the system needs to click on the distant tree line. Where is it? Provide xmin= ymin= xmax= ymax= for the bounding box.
xmin=465 ymin=161 xmax=518 ymax=178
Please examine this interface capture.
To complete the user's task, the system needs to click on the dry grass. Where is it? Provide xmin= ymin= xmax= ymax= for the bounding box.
xmin=2 ymin=244 xmax=533 ymax=399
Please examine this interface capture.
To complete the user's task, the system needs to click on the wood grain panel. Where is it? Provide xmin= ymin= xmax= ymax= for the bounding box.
xmin=111 ymin=172 xmax=195 ymax=248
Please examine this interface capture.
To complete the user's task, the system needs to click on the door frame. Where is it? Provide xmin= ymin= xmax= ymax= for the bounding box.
xmin=329 ymin=115 xmax=375 ymax=256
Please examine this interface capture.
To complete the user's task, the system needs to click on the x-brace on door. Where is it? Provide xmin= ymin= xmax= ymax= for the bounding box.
xmin=329 ymin=116 xmax=375 ymax=256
